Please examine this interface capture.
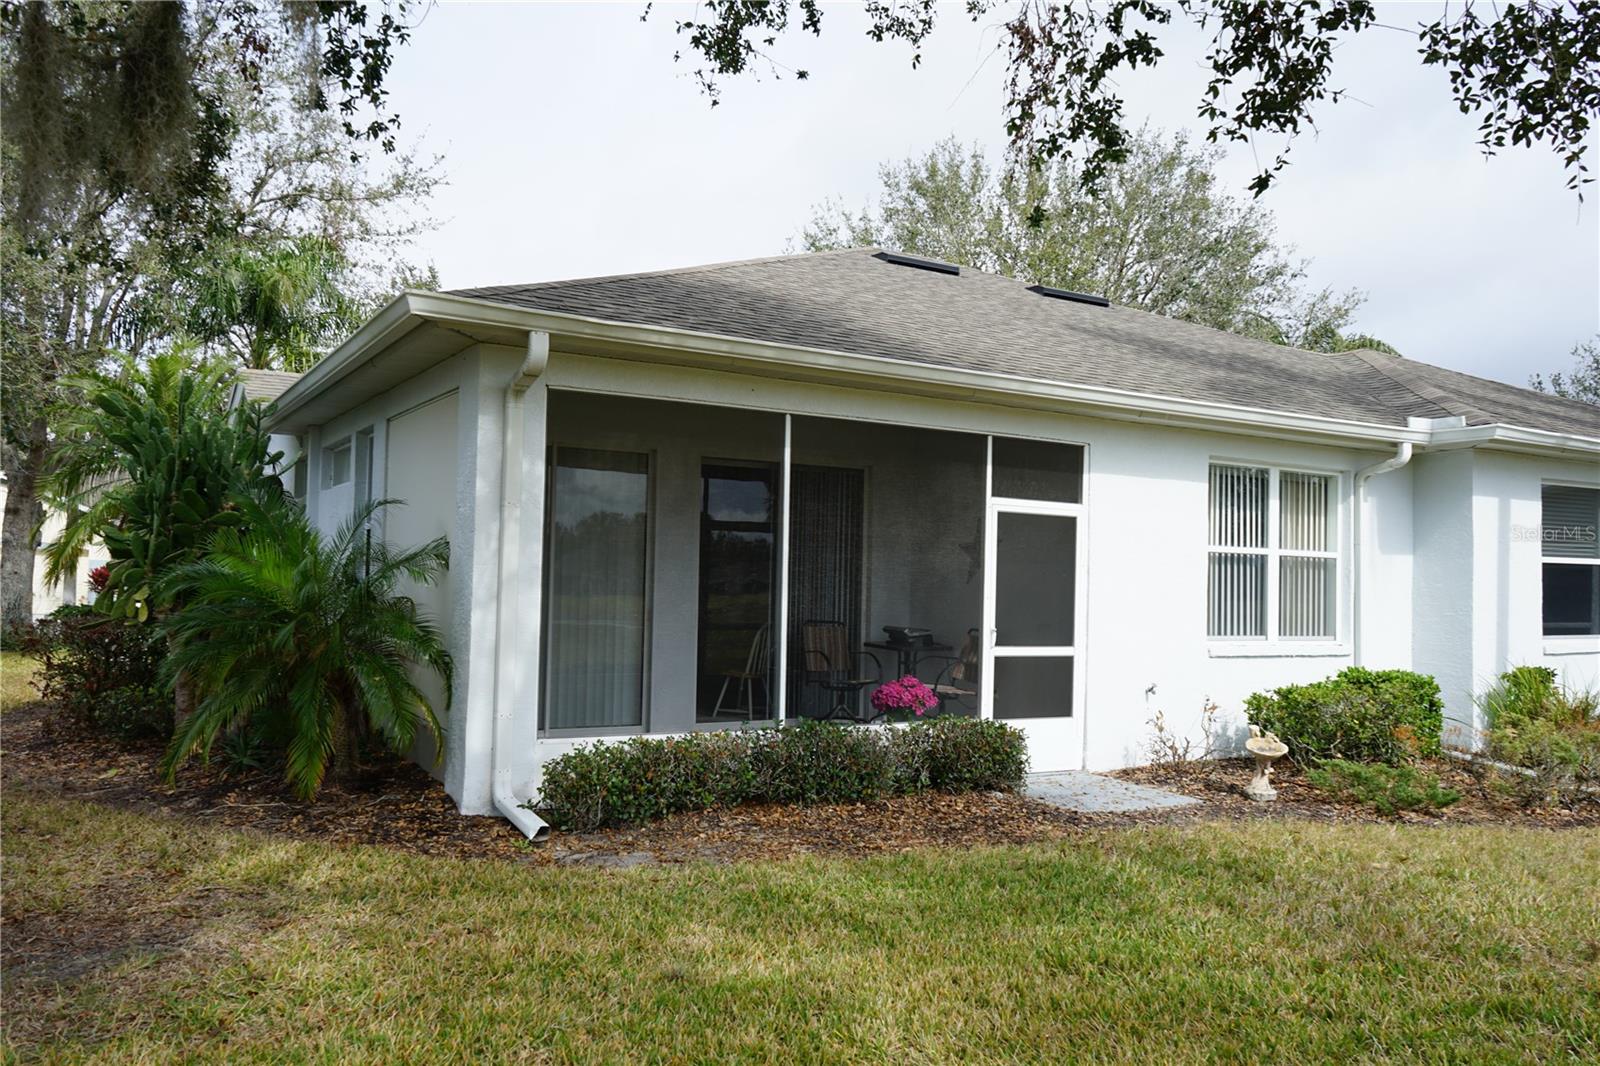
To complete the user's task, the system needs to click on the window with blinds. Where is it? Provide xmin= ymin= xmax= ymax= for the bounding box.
xmin=1541 ymin=484 xmax=1600 ymax=637
xmin=1208 ymin=464 xmax=1338 ymax=640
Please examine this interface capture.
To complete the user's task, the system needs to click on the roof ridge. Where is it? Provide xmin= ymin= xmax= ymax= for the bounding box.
xmin=449 ymin=247 xmax=880 ymax=297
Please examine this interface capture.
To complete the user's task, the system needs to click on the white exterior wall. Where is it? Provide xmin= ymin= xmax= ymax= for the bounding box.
xmin=535 ymin=352 xmax=1421 ymax=772
xmin=303 ymin=346 xmax=524 ymax=813
xmin=299 ymin=341 xmax=1597 ymax=810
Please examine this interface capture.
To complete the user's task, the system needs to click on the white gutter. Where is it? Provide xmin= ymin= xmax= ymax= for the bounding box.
xmin=1351 ymin=440 xmax=1415 ymax=666
xmin=1427 ymin=421 xmax=1600 ymax=457
xmin=491 ymin=331 xmax=551 ymax=840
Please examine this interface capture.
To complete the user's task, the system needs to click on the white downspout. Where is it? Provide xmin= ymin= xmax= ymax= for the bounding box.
xmin=492 ymin=332 xmax=551 ymax=840
xmin=1352 ymin=441 xmax=1413 ymax=666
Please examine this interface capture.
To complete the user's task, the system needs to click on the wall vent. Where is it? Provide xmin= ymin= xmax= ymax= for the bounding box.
xmin=1028 ymin=284 xmax=1109 ymax=307
xmin=874 ymin=251 xmax=960 ymax=276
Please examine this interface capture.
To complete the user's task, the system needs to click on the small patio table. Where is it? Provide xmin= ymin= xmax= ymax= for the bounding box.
xmin=863 ymin=639 xmax=953 ymax=681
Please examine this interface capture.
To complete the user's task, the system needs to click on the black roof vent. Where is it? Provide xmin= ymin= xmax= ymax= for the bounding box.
xmin=875 ymin=250 xmax=960 ymax=276
xmin=1028 ymin=284 xmax=1109 ymax=307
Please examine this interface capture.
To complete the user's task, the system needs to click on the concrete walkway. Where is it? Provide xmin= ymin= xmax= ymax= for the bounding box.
xmin=1024 ymin=771 xmax=1200 ymax=814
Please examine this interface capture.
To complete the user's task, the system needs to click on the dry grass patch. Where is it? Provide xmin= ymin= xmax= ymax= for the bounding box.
xmin=3 ymin=793 xmax=1598 ymax=1063
xmin=0 ymin=651 xmax=40 ymax=712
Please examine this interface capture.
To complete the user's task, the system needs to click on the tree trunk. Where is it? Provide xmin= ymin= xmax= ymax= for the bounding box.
xmin=169 ymin=647 xmax=197 ymax=727
xmin=325 ymin=685 xmax=366 ymax=792
xmin=1 ymin=417 xmax=49 ymax=631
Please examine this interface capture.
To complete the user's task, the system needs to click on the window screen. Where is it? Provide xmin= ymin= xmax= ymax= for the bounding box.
xmin=543 ymin=448 xmax=651 ymax=729
xmin=992 ymin=437 xmax=1083 ymax=503
xmin=321 ymin=438 xmax=352 ymax=488
xmin=1542 ymin=485 xmax=1600 ymax=636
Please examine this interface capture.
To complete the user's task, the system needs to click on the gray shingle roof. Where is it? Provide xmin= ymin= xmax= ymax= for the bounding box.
xmin=449 ymin=248 xmax=1599 ymax=438
xmin=236 ymin=368 xmax=302 ymax=404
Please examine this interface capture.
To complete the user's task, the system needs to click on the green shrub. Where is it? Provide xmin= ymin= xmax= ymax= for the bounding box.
xmin=1306 ymin=759 xmax=1460 ymax=815
xmin=534 ymin=717 xmax=1030 ymax=831
xmin=751 ymin=721 xmax=896 ymax=805
xmin=29 ymin=606 xmax=171 ymax=739
xmin=536 ymin=732 xmax=758 ymax=831
xmin=1479 ymin=666 xmax=1600 ymax=805
xmin=911 ymin=716 xmax=1030 ymax=792
xmin=1245 ymin=667 xmax=1444 ymax=766
xmin=1480 ymin=666 xmax=1597 ymax=733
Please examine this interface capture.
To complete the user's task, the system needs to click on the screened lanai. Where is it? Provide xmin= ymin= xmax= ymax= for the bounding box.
xmin=538 ymin=390 xmax=1086 ymax=755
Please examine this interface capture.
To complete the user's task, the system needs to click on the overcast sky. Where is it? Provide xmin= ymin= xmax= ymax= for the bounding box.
xmin=381 ymin=1 xmax=1599 ymax=388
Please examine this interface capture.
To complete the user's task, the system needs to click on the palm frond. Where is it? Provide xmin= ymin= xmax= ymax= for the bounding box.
xmin=159 ymin=493 xmax=453 ymax=799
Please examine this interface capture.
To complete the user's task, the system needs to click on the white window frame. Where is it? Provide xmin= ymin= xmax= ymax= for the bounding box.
xmin=321 ymin=435 xmax=353 ymax=490
xmin=1207 ymin=460 xmax=1348 ymax=656
xmin=1540 ymin=480 xmax=1600 ymax=650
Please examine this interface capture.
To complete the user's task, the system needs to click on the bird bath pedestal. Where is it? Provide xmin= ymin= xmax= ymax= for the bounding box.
xmin=1245 ymin=728 xmax=1288 ymax=802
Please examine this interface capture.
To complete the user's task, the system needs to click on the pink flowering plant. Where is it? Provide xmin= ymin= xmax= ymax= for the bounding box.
xmin=871 ymin=675 xmax=939 ymax=718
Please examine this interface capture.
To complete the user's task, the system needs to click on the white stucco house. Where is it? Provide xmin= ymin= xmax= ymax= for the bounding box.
xmin=247 ymin=249 xmax=1600 ymax=839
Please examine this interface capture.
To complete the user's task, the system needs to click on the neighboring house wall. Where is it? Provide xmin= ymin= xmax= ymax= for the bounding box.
xmin=0 ymin=484 xmax=103 ymax=619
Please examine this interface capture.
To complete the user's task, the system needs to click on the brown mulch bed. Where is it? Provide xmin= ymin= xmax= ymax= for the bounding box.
xmin=6 ymin=699 xmax=1596 ymax=871
xmin=1114 ymin=756 xmax=1600 ymax=828
xmin=2 ymin=701 xmax=1092 ymax=865
xmin=1 ymin=701 xmax=537 ymax=863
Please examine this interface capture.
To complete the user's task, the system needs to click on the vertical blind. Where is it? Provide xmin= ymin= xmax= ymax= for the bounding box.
xmin=1208 ymin=464 xmax=1336 ymax=640
xmin=544 ymin=448 xmax=650 ymax=730
xmin=1278 ymin=472 xmax=1334 ymax=638
xmin=1208 ymin=465 xmax=1268 ymax=637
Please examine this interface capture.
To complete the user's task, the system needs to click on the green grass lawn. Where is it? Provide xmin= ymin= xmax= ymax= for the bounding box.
xmin=4 ymin=793 xmax=1597 ymax=1063
xmin=0 ymin=651 xmax=39 ymax=711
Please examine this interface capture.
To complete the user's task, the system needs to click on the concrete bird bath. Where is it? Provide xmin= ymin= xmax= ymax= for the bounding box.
xmin=1244 ymin=726 xmax=1288 ymax=802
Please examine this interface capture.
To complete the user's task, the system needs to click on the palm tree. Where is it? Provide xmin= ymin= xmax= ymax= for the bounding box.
xmin=159 ymin=497 xmax=452 ymax=799
xmin=40 ymin=348 xmax=281 ymax=615
xmin=184 ymin=237 xmax=359 ymax=371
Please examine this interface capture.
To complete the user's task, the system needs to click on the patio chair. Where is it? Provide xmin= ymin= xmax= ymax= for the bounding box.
xmin=799 ymin=620 xmax=882 ymax=722
xmin=712 ymin=623 xmax=770 ymax=721
xmin=928 ymin=628 xmax=981 ymax=716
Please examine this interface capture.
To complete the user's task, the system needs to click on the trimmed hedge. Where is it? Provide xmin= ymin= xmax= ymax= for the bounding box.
xmin=1244 ymin=667 xmax=1443 ymax=766
xmin=533 ymin=718 xmax=1029 ymax=831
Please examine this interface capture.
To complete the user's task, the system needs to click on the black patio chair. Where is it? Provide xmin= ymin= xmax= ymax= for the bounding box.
xmin=799 ymin=620 xmax=882 ymax=722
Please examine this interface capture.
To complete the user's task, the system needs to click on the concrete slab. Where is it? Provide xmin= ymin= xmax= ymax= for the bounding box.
xmin=1024 ymin=771 xmax=1200 ymax=813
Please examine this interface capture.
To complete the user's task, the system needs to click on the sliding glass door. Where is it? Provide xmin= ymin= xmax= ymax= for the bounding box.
xmin=543 ymin=447 xmax=650 ymax=731
xmin=697 ymin=462 xmax=778 ymax=719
